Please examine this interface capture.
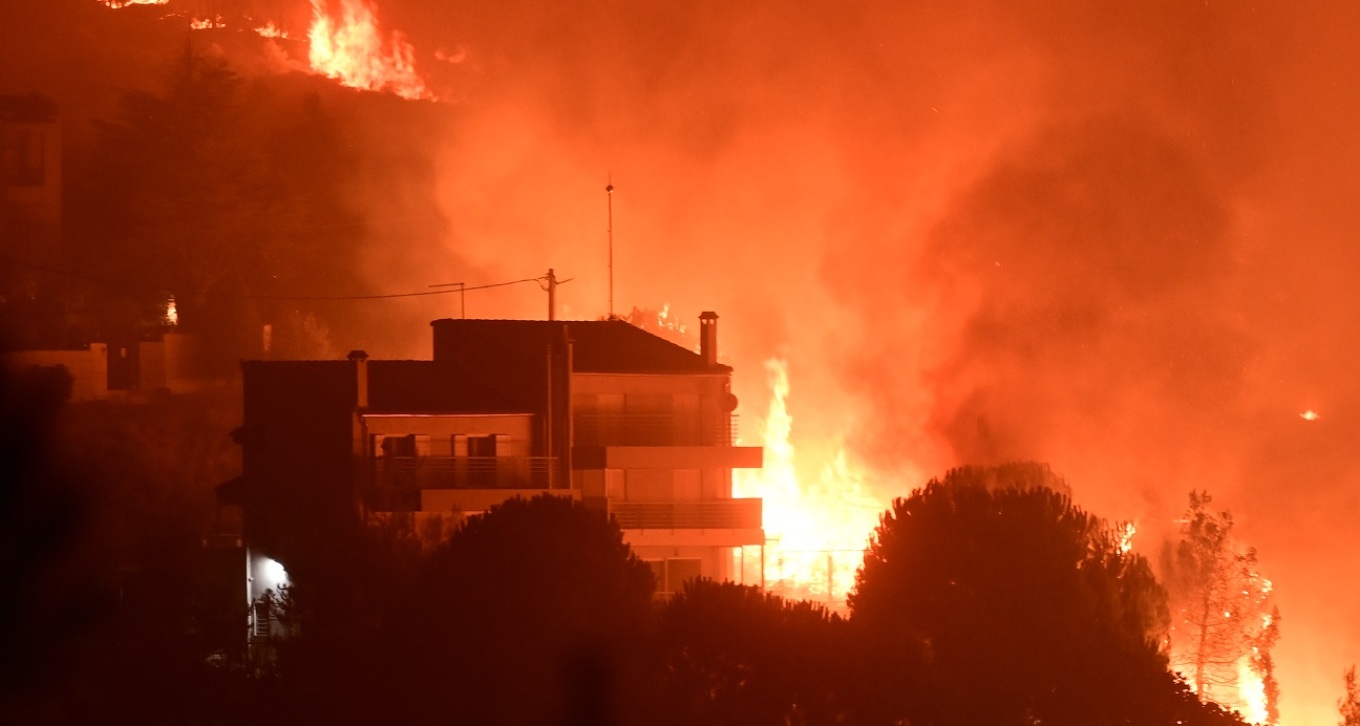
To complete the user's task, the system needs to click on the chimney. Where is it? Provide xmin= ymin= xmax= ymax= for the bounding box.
xmin=699 ymin=311 xmax=719 ymax=366
xmin=348 ymin=350 xmax=369 ymax=409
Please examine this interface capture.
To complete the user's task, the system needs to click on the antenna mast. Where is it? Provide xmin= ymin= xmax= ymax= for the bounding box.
xmin=606 ymin=177 xmax=615 ymax=319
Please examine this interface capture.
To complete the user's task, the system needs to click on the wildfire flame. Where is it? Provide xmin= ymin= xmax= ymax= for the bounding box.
xmin=735 ymin=359 xmax=883 ymax=610
xmin=1300 ymin=409 xmax=1319 ymax=421
xmin=1117 ymin=520 xmax=1137 ymax=555
xmin=656 ymin=304 xmax=687 ymax=338
xmin=307 ymin=0 xmax=435 ymax=101
xmin=98 ymin=0 xmax=169 ymax=7
xmin=255 ymin=21 xmax=293 ymax=40
xmin=1239 ymin=658 xmax=1269 ymax=724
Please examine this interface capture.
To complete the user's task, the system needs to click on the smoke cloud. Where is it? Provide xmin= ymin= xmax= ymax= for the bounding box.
xmin=5 ymin=0 xmax=1360 ymax=721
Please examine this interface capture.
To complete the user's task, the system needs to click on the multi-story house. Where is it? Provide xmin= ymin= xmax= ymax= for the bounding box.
xmin=1 ymin=93 xmax=61 ymax=233
xmin=228 ymin=312 xmax=764 ymax=635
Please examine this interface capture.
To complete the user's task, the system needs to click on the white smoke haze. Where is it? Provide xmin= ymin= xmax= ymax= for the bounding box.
xmin=5 ymin=0 xmax=1360 ymax=722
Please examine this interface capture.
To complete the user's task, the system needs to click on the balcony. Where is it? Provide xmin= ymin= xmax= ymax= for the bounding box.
xmin=609 ymin=498 xmax=762 ymax=530
xmin=573 ymin=413 xmax=737 ymax=447
xmin=372 ymin=456 xmax=557 ymax=491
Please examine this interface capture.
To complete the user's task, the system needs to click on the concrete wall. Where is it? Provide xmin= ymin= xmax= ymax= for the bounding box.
xmin=362 ymin=412 xmax=534 ymax=456
xmin=3 ymin=344 xmax=108 ymax=401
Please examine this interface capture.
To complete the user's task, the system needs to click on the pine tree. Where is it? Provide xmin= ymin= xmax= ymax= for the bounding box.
xmin=1163 ymin=491 xmax=1279 ymax=721
xmin=1341 ymin=666 xmax=1360 ymax=726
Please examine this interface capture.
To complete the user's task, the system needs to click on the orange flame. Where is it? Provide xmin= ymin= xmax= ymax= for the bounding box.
xmin=99 ymin=0 xmax=169 ymax=7
xmin=1239 ymin=658 xmax=1269 ymax=724
xmin=1117 ymin=520 xmax=1137 ymax=555
xmin=735 ymin=359 xmax=884 ymax=610
xmin=307 ymin=0 xmax=435 ymax=101
xmin=255 ymin=21 xmax=293 ymax=40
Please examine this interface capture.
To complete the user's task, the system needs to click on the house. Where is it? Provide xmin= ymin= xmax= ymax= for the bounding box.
xmin=227 ymin=312 xmax=764 ymax=640
xmin=1 ymin=92 xmax=61 ymax=232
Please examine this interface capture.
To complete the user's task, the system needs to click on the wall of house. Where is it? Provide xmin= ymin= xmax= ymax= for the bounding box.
xmin=1 ymin=117 xmax=62 ymax=226
xmin=362 ymin=413 xmax=533 ymax=456
xmin=633 ymin=544 xmax=759 ymax=594
xmin=571 ymin=372 xmax=728 ymax=401
xmin=3 ymin=344 xmax=109 ymax=401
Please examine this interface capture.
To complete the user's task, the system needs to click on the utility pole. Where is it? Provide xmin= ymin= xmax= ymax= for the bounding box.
xmin=606 ymin=179 xmax=615 ymax=319
xmin=428 ymin=281 xmax=466 ymax=318
xmin=547 ymin=268 xmax=558 ymax=321
xmin=543 ymin=268 xmax=572 ymax=320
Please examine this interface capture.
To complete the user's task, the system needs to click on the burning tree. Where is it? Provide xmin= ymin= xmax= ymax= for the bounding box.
xmin=1163 ymin=491 xmax=1280 ymax=723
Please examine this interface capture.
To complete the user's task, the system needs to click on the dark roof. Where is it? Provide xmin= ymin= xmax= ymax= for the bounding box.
xmin=430 ymin=318 xmax=729 ymax=374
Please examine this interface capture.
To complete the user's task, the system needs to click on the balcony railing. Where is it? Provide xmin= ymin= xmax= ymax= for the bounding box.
xmin=372 ymin=456 xmax=557 ymax=491
xmin=573 ymin=413 xmax=737 ymax=447
xmin=609 ymin=498 xmax=762 ymax=530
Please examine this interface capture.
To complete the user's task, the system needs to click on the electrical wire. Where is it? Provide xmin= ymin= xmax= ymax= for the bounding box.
xmin=0 ymin=253 xmax=546 ymax=302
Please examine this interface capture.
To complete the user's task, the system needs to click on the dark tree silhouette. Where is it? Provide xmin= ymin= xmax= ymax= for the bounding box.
xmin=849 ymin=463 xmax=1244 ymax=726
xmin=1341 ymin=666 xmax=1360 ymax=726
xmin=416 ymin=494 xmax=655 ymax=725
xmin=652 ymin=579 xmax=848 ymax=725
xmin=69 ymin=49 xmax=365 ymax=363
xmin=274 ymin=494 xmax=655 ymax=725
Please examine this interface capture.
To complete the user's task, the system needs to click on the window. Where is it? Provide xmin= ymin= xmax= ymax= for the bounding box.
xmin=0 ymin=127 xmax=45 ymax=186
xmin=466 ymin=434 xmax=498 ymax=487
xmin=648 ymin=558 xmax=704 ymax=596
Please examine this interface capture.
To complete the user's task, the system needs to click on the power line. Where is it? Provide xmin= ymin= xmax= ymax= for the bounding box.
xmin=236 ymin=277 xmax=544 ymax=301
xmin=0 ymin=253 xmax=546 ymax=302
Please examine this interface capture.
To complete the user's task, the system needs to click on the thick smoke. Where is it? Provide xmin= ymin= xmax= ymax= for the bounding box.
xmin=5 ymin=0 xmax=1360 ymax=721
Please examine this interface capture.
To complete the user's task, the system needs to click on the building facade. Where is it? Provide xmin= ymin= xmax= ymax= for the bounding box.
xmin=229 ymin=313 xmax=764 ymax=638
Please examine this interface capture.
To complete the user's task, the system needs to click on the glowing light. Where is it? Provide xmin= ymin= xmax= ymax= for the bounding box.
xmin=1117 ymin=521 xmax=1137 ymax=554
xmin=1300 ymin=409 xmax=1319 ymax=421
xmin=190 ymin=16 xmax=223 ymax=30
xmin=1239 ymin=658 xmax=1269 ymax=724
xmin=307 ymin=0 xmax=435 ymax=101
xmin=163 ymin=296 xmax=178 ymax=326
xmin=262 ymin=557 xmax=289 ymax=586
xmin=734 ymin=358 xmax=884 ymax=609
xmin=98 ymin=0 xmax=169 ymax=7
xmin=656 ymin=303 xmax=687 ymax=337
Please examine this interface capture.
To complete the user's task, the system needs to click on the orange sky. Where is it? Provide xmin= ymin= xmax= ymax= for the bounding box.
xmin=5 ymin=1 xmax=1359 ymax=721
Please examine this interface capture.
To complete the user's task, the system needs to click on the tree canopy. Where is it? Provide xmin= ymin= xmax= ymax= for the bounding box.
xmin=849 ymin=462 xmax=1239 ymax=726
xmin=652 ymin=579 xmax=847 ymax=726
xmin=67 ymin=49 xmax=365 ymax=360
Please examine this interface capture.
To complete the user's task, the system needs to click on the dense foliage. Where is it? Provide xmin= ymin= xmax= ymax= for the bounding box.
xmin=5 ymin=429 xmax=1253 ymax=726
xmin=849 ymin=463 xmax=1235 ymax=726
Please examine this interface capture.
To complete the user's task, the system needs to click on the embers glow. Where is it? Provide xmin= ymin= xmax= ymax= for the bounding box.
xmin=163 ymin=296 xmax=178 ymax=326
xmin=657 ymin=304 xmax=687 ymax=338
xmin=1239 ymin=658 xmax=1269 ymax=724
xmin=255 ymin=21 xmax=293 ymax=40
xmin=190 ymin=16 xmax=223 ymax=30
xmin=98 ymin=0 xmax=169 ymax=7
xmin=1117 ymin=521 xmax=1137 ymax=555
xmin=307 ymin=0 xmax=435 ymax=101
xmin=1300 ymin=409 xmax=1320 ymax=421
xmin=735 ymin=358 xmax=883 ymax=610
